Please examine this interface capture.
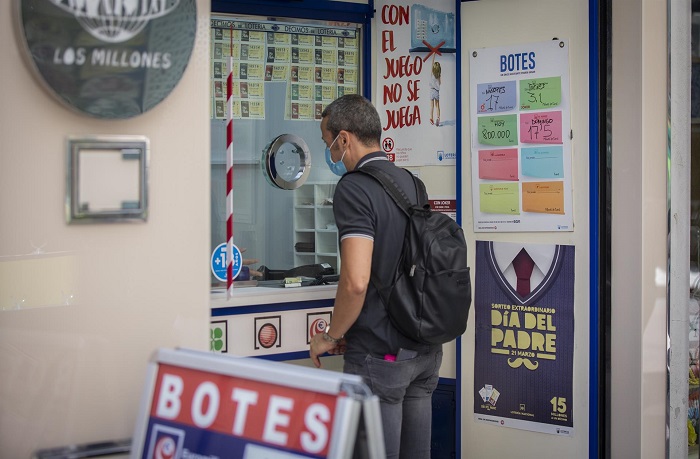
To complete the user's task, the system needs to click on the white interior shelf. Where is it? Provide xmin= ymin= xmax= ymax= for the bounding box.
xmin=293 ymin=182 xmax=340 ymax=273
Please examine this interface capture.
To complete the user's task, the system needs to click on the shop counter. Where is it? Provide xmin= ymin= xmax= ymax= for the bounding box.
xmin=210 ymin=285 xmax=338 ymax=362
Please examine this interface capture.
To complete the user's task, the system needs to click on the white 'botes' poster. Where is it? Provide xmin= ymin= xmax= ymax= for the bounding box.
xmin=470 ymin=40 xmax=573 ymax=232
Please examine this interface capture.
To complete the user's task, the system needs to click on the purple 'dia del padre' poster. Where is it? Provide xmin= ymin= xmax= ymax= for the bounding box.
xmin=473 ymin=240 xmax=575 ymax=436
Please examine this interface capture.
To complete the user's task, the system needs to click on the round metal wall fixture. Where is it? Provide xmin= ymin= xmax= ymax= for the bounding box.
xmin=261 ymin=134 xmax=311 ymax=190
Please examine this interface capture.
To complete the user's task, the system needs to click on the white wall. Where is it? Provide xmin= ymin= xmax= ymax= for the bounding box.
xmin=0 ymin=1 xmax=212 ymax=457
xmin=460 ymin=1 xmax=590 ymax=457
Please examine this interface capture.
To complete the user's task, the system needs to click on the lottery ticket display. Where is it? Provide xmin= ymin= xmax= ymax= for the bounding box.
xmin=211 ymin=18 xmax=360 ymax=121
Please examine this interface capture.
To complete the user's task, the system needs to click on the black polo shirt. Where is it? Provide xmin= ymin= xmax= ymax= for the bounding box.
xmin=333 ymin=152 xmax=438 ymax=363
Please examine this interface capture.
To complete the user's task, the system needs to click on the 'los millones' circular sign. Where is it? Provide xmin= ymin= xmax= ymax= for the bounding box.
xmin=16 ymin=0 xmax=196 ymax=119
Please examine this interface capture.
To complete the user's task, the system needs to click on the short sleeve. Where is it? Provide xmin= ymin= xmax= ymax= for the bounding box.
xmin=333 ymin=175 xmax=376 ymax=241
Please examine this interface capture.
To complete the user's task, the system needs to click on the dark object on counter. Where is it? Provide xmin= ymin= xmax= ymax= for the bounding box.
xmin=258 ymin=262 xmax=335 ymax=281
xmin=236 ymin=265 xmax=250 ymax=281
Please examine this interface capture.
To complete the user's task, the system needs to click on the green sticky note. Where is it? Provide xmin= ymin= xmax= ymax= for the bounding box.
xmin=519 ymin=76 xmax=562 ymax=110
xmin=478 ymin=114 xmax=518 ymax=146
xmin=479 ymin=183 xmax=520 ymax=214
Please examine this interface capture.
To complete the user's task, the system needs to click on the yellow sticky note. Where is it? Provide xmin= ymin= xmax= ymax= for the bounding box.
xmin=479 ymin=183 xmax=519 ymax=214
xmin=522 ymin=181 xmax=564 ymax=214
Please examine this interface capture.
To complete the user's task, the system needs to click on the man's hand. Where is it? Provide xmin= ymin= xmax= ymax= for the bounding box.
xmin=240 ymin=248 xmax=262 ymax=278
xmin=309 ymin=333 xmax=344 ymax=368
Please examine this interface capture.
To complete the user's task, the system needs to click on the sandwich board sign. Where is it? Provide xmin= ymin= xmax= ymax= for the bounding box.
xmin=131 ymin=348 xmax=384 ymax=458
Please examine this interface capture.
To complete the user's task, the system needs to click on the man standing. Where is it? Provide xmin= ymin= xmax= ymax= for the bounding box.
xmin=309 ymin=95 xmax=442 ymax=459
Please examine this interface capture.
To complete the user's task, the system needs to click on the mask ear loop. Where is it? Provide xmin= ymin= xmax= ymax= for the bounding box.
xmin=328 ymin=134 xmax=346 ymax=165
xmin=328 ymin=133 xmax=340 ymax=152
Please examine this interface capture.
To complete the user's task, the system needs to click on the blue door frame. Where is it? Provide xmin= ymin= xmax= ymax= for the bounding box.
xmin=211 ymin=0 xmax=606 ymax=456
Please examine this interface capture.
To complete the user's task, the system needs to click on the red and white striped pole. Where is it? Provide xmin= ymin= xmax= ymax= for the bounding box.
xmin=226 ymin=27 xmax=234 ymax=299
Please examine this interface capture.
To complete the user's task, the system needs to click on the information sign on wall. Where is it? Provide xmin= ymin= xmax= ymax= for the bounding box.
xmin=374 ymin=0 xmax=457 ymax=166
xmin=469 ymin=40 xmax=573 ymax=232
xmin=473 ymin=241 xmax=575 ymax=436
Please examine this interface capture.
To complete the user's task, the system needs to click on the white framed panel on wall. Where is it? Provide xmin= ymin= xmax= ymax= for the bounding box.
xmin=460 ymin=0 xmax=590 ymax=458
xmin=374 ymin=0 xmax=458 ymax=167
xmin=469 ymin=40 xmax=573 ymax=233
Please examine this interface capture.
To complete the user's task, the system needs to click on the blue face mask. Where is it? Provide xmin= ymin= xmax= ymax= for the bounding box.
xmin=325 ymin=134 xmax=347 ymax=176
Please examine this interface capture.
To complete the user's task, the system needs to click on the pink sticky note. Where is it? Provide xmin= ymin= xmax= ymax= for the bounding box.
xmin=519 ymin=111 xmax=563 ymax=144
xmin=478 ymin=148 xmax=519 ymax=181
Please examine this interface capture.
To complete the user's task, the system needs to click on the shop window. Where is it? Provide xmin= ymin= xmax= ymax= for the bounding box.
xmin=209 ymin=13 xmax=364 ymax=287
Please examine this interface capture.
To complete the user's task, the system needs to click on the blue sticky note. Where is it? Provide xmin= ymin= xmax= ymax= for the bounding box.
xmin=476 ymin=81 xmax=516 ymax=114
xmin=521 ymin=146 xmax=564 ymax=178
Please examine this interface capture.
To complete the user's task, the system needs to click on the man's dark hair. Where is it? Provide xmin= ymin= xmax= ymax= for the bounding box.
xmin=322 ymin=94 xmax=382 ymax=147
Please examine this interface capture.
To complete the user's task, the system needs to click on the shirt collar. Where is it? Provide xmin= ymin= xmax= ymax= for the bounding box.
xmin=355 ymin=151 xmax=388 ymax=170
xmin=493 ymin=243 xmax=556 ymax=275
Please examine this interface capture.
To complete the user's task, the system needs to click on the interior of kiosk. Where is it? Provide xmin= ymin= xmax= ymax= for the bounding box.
xmin=209 ymin=7 xmax=369 ymax=290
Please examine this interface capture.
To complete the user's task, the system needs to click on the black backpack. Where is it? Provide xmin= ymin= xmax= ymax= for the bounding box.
xmin=352 ymin=164 xmax=472 ymax=345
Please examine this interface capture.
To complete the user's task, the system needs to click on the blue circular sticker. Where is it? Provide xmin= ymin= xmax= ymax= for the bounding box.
xmin=211 ymin=243 xmax=242 ymax=282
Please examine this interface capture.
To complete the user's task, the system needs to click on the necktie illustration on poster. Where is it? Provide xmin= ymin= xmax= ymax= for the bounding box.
xmin=512 ymin=248 xmax=535 ymax=296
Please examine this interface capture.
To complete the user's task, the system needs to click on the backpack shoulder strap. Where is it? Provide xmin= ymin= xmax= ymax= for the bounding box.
xmin=354 ymin=164 xmax=427 ymax=214
xmin=348 ymin=163 xmax=429 ymax=305
xmin=408 ymin=171 xmax=430 ymax=208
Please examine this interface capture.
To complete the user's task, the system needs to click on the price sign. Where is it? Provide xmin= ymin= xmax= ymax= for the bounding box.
xmin=519 ymin=76 xmax=562 ymax=110
xmin=519 ymin=111 xmax=563 ymax=144
xmin=478 ymin=114 xmax=518 ymax=146
xmin=476 ymin=81 xmax=516 ymax=113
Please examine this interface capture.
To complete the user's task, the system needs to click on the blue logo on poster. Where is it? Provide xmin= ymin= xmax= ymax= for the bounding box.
xmin=146 ymin=424 xmax=184 ymax=459
xmin=211 ymin=243 xmax=242 ymax=282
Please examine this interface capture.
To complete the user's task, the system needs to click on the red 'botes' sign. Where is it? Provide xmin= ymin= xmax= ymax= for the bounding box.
xmin=150 ymin=363 xmax=339 ymax=456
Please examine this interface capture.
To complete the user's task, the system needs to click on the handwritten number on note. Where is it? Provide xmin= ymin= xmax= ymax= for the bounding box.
xmin=526 ymin=124 xmax=552 ymax=141
xmin=482 ymin=129 xmax=511 ymax=140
